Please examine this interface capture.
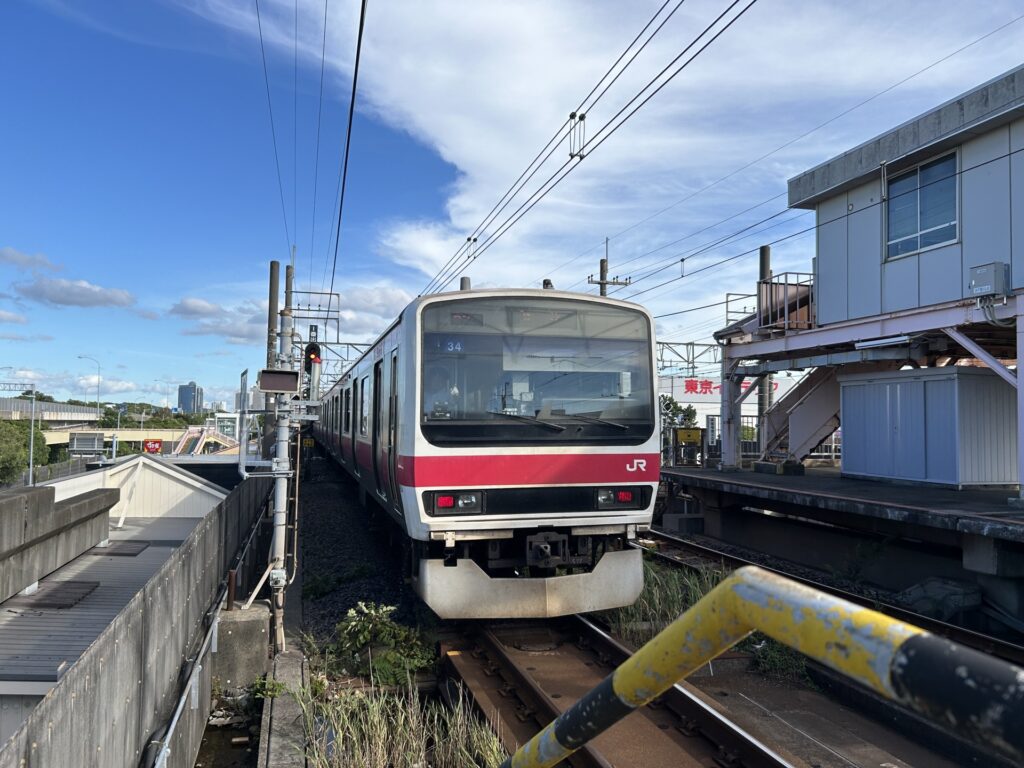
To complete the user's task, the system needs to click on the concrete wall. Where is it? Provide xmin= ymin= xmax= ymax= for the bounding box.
xmin=813 ymin=118 xmax=1024 ymax=325
xmin=0 ymin=486 xmax=116 ymax=603
xmin=0 ymin=476 xmax=272 ymax=768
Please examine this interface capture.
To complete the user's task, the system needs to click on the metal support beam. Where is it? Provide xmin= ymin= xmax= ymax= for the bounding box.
xmin=726 ymin=296 xmax=1017 ymax=360
xmin=734 ymin=374 xmax=765 ymax=406
xmin=719 ymin=359 xmax=742 ymax=471
xmin=942 ymin=326 xmax=1017 ymax=389
xmin=1016 ymin=301 xmax=1024 ymax=506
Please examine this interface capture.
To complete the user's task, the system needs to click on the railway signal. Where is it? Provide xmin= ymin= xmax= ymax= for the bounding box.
xmin=303 ymin=342 xmax=322 ymax=374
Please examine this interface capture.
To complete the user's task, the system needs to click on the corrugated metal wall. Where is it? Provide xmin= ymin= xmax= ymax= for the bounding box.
xmin=840 ymin=368 xmax=1017 ymax=487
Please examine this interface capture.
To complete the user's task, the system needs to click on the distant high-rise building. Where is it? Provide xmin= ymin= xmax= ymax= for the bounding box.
xmin=234 ymin=385 xmax=265 ymax=413
xmin=177 ymin=381 xmax=204 ymax=414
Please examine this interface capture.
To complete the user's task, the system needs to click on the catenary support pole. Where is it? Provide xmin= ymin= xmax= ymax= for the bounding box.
xmin=757 ymin=245 xmax=772 ymax=454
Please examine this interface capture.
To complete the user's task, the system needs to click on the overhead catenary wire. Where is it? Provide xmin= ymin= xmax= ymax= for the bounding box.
xmin=640 ymin=143 xmax=1024 ymax=320
xmin=555 ymin=9 xmax=1024 ymax=285
xmin=325 ymin=0 xmax=369 ymax=318
xmin=431 ymin=0 xmax=760 ymax=293
xmin=293 ymin=0 xmax=298 ymax=265
xmin=254 ymin=0 xmax=292 ymax=257
xmin=308 ymin=0 xmax=330 ymax=288
xmin=421 ymin=0 xmax=689 ymax=296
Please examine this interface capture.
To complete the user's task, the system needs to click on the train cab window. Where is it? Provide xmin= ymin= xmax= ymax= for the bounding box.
xmin=359 ymin=376 xmax=369 ymax=435
xmin=420 ymin=296 xmax=654 ymax=446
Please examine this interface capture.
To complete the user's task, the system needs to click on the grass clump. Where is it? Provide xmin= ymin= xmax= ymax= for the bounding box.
xmin=301 ymin=684 xmax=504 ymax=768
xmin=601 ymin=558 xmax=726 ymax=648
xmin=601 ymin=558 xmax=809 ymax=684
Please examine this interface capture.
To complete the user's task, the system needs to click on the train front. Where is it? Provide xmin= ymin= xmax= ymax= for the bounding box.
xmin=405 ymin=290 xmax=658 ymax=619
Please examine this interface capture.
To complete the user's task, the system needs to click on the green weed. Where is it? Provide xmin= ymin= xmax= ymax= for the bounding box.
xmin=300 ymin=684 xmax=504 ymax=768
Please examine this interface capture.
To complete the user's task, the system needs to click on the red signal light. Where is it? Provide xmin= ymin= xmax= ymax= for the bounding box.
xmin=436 ymin=495 xmax=455 ymax=508
xmin=616 ymin=490 xmax=633 ymax=503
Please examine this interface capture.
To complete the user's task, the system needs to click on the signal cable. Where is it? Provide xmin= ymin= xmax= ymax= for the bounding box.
xmin=432 ymin=0 xmax=759 ymax=292
xmin=254 ymin=0 xmax=292 ymax=257
xmin=421 ymin=0 xmax=688 ymax=295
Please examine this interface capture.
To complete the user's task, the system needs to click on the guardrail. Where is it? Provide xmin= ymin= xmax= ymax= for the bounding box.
xmin=500 ymin=565 xmax=1024 ymax=768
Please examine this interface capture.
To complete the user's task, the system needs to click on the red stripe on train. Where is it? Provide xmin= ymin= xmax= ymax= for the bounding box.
xmin=396 ymin=453 xmax=660 ymax=488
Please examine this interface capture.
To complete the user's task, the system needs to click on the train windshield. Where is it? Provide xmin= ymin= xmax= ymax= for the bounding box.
xmin=420 ymin=296 xmax=654 ymax=445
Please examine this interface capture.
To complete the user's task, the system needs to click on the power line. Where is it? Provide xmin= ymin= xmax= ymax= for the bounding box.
xmin=551 ymin=10 xmax=1024 ymax=288
xmin=325 ymin=0 xmax=369 ymax=317
xmin=308 ymin=0 xmax=330 ymax=288
xmin=293 ymin=0 xmax=298 ymax=264
xmin=633 ymin=143 xmax=1024 ymax=313
xmin=421 ymin=0 xmax=689 ymax=296
xmin=254 ymin=0 xmax=292 ymax=257
xmin=432 ymin=0 xmax=759 ymax=293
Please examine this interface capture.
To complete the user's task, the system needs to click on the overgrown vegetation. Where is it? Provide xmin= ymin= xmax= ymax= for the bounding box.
xmin=602 ymin=558 xmax=726 ymax=648
xmin=306 ymin=602 xmax=435 ymax=686
xmin=601 ymin=558 xmax=808 ymax=683
xmin=0 ymin=420 xmax=48 ymax=485
xmin=299 ymin=684 xmax=504 ymax=768
xmin=251 ymin=675 xmax=287 ymax=700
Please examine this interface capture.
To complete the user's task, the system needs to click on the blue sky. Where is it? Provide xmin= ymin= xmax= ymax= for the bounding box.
xmin=1 ymin=0 xmax=1023 ymax=406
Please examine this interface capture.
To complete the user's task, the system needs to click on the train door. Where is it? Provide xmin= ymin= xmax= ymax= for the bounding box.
xmin=350 ymin=379 xmax=359 ymax=476
xmin=387 ymin=350 xmax=401 ymax=508
xmin=372 ymin=359 xmax=385 ymax=498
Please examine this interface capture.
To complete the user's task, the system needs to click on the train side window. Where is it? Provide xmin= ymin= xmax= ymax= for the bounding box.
xmin=344 ymin=388 xmax=351 ymax=433
xmin=360 ymin=376 xmax=369 ymax=435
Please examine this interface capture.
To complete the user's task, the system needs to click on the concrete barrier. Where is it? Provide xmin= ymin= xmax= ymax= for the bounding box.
xmin=0 ymin=486 xmax=117 ymax=603
xmin=0 ymin=476 xmax=272 ymax=768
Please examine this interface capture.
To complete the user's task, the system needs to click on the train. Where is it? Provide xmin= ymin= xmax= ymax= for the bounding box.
xmin=313 ymin=285 xmax=659 ymax=619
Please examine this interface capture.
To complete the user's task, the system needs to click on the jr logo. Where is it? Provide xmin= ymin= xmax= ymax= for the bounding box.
xmin=625 ymin=459 xmax=647 ymax=472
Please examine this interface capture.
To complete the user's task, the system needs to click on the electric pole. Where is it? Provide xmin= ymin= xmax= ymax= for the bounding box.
xmin=588 ymin=238 xmax=630 ymax=296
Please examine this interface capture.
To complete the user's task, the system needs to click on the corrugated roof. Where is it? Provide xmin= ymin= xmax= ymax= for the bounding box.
xmin=0 ymin=517 xmax=198 ymax=691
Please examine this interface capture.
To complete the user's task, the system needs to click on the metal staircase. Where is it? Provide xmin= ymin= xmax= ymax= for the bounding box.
xmin=760 ymin=367 xmax=839 ymax=462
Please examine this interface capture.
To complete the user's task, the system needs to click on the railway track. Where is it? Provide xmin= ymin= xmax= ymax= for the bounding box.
xmin=442 ymin=615 xmax=793 ymax=768
xmin=635 ymin=528 xmax=1024 ymax=667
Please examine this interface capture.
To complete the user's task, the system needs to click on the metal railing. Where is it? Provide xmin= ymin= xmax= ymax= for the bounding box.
xmin=758 ymin=272 xmax=814 ymax=332
xmin=500 ymin=565 xmax=1024 ymax=768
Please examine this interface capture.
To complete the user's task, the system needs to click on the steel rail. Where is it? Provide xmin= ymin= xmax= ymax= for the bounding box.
xmin=637 ymin=527 xmax=1024 ymax=667
xmin=569 ymin=614 xmax=791 ymax=768
xmin=443 ymin=619 xmax=790 ymax=768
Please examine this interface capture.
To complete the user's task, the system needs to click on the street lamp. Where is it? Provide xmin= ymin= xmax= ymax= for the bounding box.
xmin=77 ymin=355 xmax=102 ymax=413
xmin=154 ymin=378 xmax=173 ymax=409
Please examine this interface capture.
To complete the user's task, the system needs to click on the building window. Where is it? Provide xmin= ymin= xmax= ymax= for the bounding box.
xmin=886 ymin=152 xmax=957 ymax=258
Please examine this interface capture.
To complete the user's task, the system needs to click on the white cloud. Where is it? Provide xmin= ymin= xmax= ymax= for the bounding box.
xmin=0 ymin=310 xmax=27 ymax=324
xmin=176 ymin=297 xmax=268 ymax=346
xmin=190 ymin=0 xmax=1024 ymax=340
xmin=15 ymin=277 xmax=135 ymax=308
xmin=0 ymin=246 xmax=60 ymax=272
xmin=169 ymin=297 xmax=225 ymax=317
xmin=0 ymin=332 xmax=53 ymax=342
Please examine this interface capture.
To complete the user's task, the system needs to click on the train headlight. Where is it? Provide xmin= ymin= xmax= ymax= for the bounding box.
xmin=431 ymin=491 xmax=483 ymax=515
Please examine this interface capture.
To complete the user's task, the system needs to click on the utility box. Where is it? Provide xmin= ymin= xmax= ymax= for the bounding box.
xmin=839 ymin=367 xmax=1017 ymax=488
xmin=968 ymin=262 xmax=1009 ymax=298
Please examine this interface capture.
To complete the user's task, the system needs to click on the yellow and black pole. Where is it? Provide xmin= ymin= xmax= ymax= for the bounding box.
xmin=500 ymin=565 xmax=1024 ymax=768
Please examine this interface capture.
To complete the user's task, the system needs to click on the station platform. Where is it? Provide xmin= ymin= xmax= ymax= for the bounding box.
xmin=661 ymin=466 xmax=1024 ymax=545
